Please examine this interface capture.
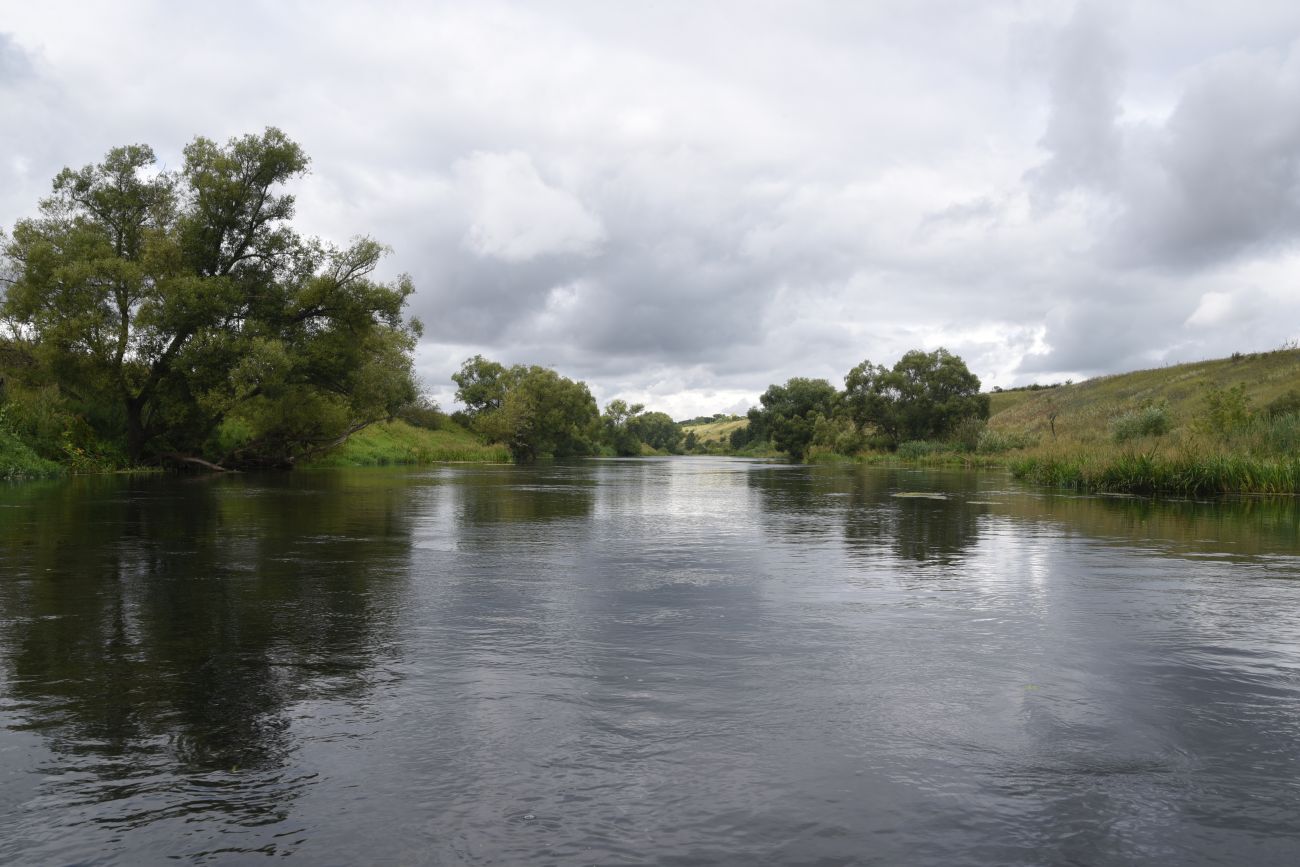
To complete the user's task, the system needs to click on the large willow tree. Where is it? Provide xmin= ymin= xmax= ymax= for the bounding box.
xmin=0 ymin=129 xmax=420 ymax=467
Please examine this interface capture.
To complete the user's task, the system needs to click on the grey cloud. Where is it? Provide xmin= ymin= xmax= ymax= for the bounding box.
xmin=1029 ymin=2 xmax=1125 ymax=197
xmin=0 ymin=33 xmax=33 ymax=84
xmin=1108 ymin=47 xmax=1300 ymax=268
xmin=5 ymin=3 xmax=1300 ymax=415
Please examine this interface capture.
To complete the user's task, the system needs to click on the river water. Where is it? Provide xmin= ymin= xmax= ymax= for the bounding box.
xmin=1 ymin=458 xmax=1299 ymax=865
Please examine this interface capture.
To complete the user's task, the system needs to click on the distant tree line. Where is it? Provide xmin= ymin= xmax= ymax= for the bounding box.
xmin=451 ymin=355 xmax=683 ymax=462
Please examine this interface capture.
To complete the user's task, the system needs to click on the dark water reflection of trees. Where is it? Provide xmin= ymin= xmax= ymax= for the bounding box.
xmin=0 ymin=473 xmax=416 ymax=794
xmin=746 ymin=465 xmax=988 ymax=565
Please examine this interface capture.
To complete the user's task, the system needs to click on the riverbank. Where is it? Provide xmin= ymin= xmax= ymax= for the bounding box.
xmin=801 ymin=443 xmax=1300 ymax=496
xmin=0 ymin=428 xmax=62 ymax=481
xmin=304 ymin=419 xmax=510 ymax=467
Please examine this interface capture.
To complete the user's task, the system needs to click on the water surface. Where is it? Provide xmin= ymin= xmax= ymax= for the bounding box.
xmin=2 ymin=459 xmax=1299 ymax=864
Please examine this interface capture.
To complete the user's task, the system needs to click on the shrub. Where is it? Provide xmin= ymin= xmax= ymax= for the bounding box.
xmin=1196 ymin=383 xmax=1252 ymax=438
xmin=1111 ymin=402 xmax=1171 ymax=443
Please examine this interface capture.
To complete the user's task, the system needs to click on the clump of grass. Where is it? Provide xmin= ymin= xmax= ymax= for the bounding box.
xmin=1110 ymin=402 xmax=1171 ymax=443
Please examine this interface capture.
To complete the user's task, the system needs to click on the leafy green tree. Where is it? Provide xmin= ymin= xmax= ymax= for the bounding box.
xmin=1 ymin=129 xmax=419 ymax=467
xmin=728 ymin=424 xmax=751 ymax=451
xmin=755 ymin=377 xmax=839 ymax=461
xmin=601 ymin=398 xmax=645 ymax=456
xmin=471 ymin=363 xmax=599 ymax=462
xmin=451 ymin=355 xmax=509 ymax=418
xmin=843 ymin=348 xmax=988 ymax=445
xmin=628 ymin=411 xmax=682 ymax=453
xmin=683 ymin=430 xmax=699 ymax=452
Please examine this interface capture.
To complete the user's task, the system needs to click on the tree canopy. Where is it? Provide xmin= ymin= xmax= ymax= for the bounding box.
xmin=843 ymin=348 xmax=988 ymax=444
xmin=1 ymin=129 xmax=420 ymax=468
xmin=454 ymin=357 xmax=600 ymax=461
xmin=756 ymin=377 xmax=839 ymax=461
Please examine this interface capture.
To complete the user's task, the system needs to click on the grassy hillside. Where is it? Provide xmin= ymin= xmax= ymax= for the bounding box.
xmin=682 ymin=416 xmax=747 ymax=444
xmin=307 ymin=419 xmax=510 ymax=467
xmin=988 ymin=348 xmax=1300 ymax=445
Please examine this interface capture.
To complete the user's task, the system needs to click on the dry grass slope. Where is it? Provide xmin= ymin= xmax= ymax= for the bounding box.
xmin=682 ymin=417 xmax=747 ymax=444
xmin=988 ymin=348 xmax=1300 ymax=445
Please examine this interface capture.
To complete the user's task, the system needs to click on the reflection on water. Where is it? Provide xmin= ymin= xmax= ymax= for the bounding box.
xmin=1 ymin=459 xmax=1299 ymax=864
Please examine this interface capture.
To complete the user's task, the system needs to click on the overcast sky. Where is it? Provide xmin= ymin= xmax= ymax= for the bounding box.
xmin=3 ymin=1 xmax=1299 ymax=418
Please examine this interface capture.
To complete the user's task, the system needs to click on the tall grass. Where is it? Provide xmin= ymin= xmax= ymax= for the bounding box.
xmin=1010 ymin=449 xmax=1300 ymax=495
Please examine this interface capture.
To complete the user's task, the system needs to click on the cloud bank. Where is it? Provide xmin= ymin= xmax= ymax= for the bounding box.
xmin=3 ymin=1 xmax=1299 ymax=417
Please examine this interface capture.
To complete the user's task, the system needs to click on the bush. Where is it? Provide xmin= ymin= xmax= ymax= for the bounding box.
xmin=1196 ymin=383 xmax=1252 ymax=438
xmin=1111 ymin=402 xmax=1171 ymax=443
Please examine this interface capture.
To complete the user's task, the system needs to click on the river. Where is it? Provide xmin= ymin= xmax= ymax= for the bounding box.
xmin=2 ymin=458 xmax=1299 ymax=864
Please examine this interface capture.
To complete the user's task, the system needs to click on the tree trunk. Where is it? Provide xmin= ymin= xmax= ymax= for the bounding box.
xmin=126 ymin=398 xmax=146 ymax=464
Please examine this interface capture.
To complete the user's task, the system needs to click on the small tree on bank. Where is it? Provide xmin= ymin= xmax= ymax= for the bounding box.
xmin=842 ymin=348 xmax=988 ymax=446
xmin=755 ymin=377 xmax=839 ymax=461
xmin=453 ymin=356 xmax=600 ymax=462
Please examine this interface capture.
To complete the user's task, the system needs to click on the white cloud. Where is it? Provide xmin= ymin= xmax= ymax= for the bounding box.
xmin=1186 ymin=291 xmax=1233 ymax=327
xmin=455 ymin=150 xmax=605 ymax=261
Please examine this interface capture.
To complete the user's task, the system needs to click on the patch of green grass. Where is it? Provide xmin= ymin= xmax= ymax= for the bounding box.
xmin=307 ymin=419 xmax=510 ymax=467
xmin=0 ymin=427 xmax=63 ymax=481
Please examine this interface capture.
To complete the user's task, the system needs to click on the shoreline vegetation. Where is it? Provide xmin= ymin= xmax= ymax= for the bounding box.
xmin=680 ymin=347 xmax=1300 ymax=497
xmin=3 ymin=133 xmax=1298 ymax=496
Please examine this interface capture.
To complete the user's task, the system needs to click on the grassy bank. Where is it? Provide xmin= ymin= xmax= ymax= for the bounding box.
xmin=306 ymin=419 xmax=510 ymax=467
xmin=723 ymin=348 xmax=1300 ymax=495
xmin=1009 ymin=449 xmax=1300 ymax=496
xmin=0 ymin=428 xmax=63 ymax=481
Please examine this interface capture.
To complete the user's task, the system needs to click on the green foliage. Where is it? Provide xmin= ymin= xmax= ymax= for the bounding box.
xmin=0 ymin=426 xmax=62 ymax=480
xmin=628 ymin=410 xmax=682 ymax=453
xmin=395 ymin=395 xmax=445 ymax=430
xmin=601 ymin=399 xmax=646 ymax=456
xmin=451 ymin=355 xmax=508 ymax=418
xmin=950 ymin=416 xmax=986 ymax=453
xmin=1110 ymin=402 xmax=1171 ymax=443
xmin=1196 ymin=383 xmax=1253 ymax=438
xmin=755 ymin=377 xmax=839 ymax=461
xmin=843 ymin=348 xmax=989 ymax=446
xmin=683 ymin=430 xmax=699 ymax=451
xmin=811 ymin=412 xmax=864 ymax=455
xmin=1 ymin=129 xmax=419 ymax=469
xmin=464 ymin=359 xmax=600 ymax=461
